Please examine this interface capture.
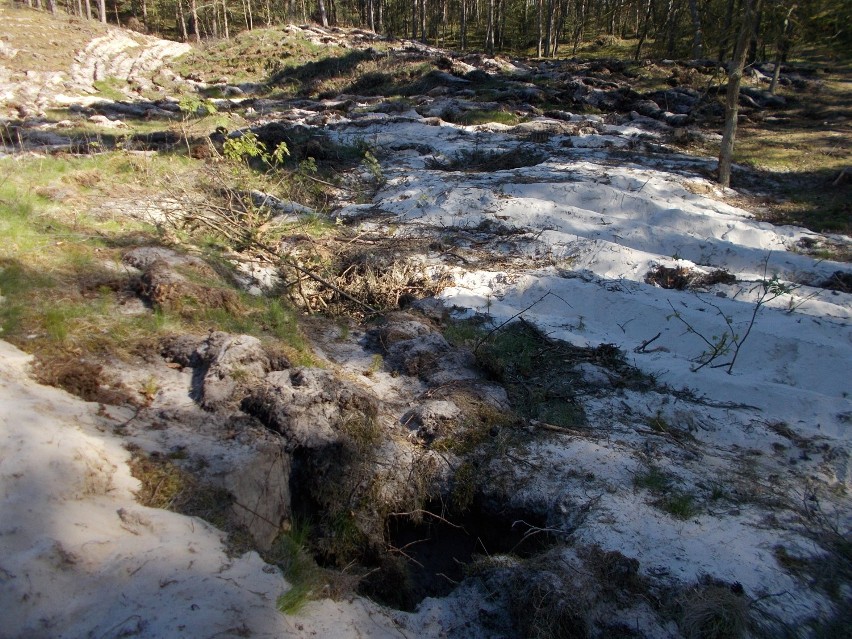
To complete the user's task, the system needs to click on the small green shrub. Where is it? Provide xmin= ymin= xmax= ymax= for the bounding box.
xmin=178 ymin=96 xmax=218 ymax=118
xmin=222 ymin=130 xmax=289 ymax=167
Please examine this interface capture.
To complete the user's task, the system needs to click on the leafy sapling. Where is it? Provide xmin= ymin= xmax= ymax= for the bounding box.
xmin=668 ymin=255 xmax=798 ymax=374
xmin=222 ymin=131 xmax=289 ymax=168
xmin=178 ymin=96 xmax=218 ymax=118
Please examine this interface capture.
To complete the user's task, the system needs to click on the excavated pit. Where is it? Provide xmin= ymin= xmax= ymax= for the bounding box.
xmin=290 ymin=457 xmax=556 ymax=613
xmin=360 ymin=500 xmax=555 ymax=611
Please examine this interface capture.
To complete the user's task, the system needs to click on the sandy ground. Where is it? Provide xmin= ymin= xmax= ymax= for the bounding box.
xmin=0 ymin=340 xmax=394 ymax=639
xmin=0 ymin=338 xmax=502 ymax=638
xmin=324 ymin=112 xmax=852 ymax=628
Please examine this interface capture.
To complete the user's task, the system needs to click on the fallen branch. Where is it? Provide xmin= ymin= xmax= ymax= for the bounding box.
xmin=528 ymin=419 xmax=585 ymax=436
xmin=387 ymin=509 xmax=466 ymax=530
xmin=634 ymin=332 xmax=662 ymax=353
xmin=474 ymin=291 xmax=570 ymax=354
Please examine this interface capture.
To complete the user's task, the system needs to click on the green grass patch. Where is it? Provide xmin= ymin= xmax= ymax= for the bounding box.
xmin=635 ymin=465 xmax=700 ymax=520
xmin=475 ymin=322 xmax=652 ymax=432
xmin=452 ymin=109 xmax=521 ymax=126
xmin=633 ymin=465 xmax=672 ymax=492
xmin=657 ymin=492 xmax=699 ymax=520
xmin=0 ymin=150 xmax=314 ymax=372
xmin=443 ymin=319 xmax=488 ymax=348
xmin=92 ymin=77 xmax=128 ymax=101
xmin=266 ymin=519 xmax=326 ymax=615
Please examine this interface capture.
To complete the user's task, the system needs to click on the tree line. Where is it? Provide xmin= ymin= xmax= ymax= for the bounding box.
xmin=16 ymin=0 xmax=851 ymax=63
xmin=15 ymin=0 xmax=849 ymax=187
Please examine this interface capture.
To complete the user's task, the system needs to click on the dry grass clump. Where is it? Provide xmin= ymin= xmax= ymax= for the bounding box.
xmin=129 ymin=451 xmax=255 ymax=556
xmin=32 ymin=352 xmax=135 ymax=405
xmin=137 ymin=259 xmax=243 ymax=315
xmin=678 ymin=584 xmax=751 ymax=639
xmin=645 ymin=265 xmax=736 ymax=290
xmin=330 ymin=252 xmax=448 ymax=315
xmin=426 ymin=147 xmax=545 ymax=172
xmin=510 ymin=576 xmax=587 ymax=639
xmin=129 ymin=452 xmax=195 ymax=511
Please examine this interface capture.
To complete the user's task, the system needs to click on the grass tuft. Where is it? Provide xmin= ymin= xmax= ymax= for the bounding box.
xmin=266 ymin=520 xmax=325 ymax=615
xmin=679 ymin=584 xmax=750 ymax=639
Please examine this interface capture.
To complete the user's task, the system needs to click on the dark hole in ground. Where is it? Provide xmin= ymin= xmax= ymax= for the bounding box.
xmin=359 ymin=499 xmax=556 ymax=611
xmin=289 ymin=453 xmax=558 ymax=612
xmin=819 ymin=271 xmax=852 ymax=293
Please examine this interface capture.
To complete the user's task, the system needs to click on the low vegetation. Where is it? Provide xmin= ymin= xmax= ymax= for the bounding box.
xmin=2 ymin=5 xmax=850 ymax=635
xmin=0 ymin=148 xmax=316 ymax=380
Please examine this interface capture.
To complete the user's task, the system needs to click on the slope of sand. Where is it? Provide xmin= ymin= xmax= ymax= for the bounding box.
xmin=0 ymin=339 xmax=500 ymax=638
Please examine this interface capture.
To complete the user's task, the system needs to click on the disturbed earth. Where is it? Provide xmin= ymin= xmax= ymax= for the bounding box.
xmin=2 ymin=12 xmax=851 ymax=639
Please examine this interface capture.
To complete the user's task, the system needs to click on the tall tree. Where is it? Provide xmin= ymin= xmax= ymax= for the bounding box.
xmin=486 ymin=0 xmax=495 ymax=54
xmin=718 ymin=0 xmax=763 ymax=187
xmin=769 ymin=3 xmax=796 ymax=95
xmin=634 ymin=0 xmax=653 ymax=61
xmin=688 ymin=0 xmax=703 ymax=58
xmin=190 ymin=0 xmax=200 ymax=41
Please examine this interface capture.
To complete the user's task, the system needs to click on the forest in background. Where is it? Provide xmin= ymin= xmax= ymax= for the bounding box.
xmin=15 ymin=0 xmax=852 ymax=63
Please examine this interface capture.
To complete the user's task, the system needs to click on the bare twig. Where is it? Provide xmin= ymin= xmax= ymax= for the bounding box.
xmin=387 ymin=509 xmax=466 ymax=530
xmin=474 ymin=291 xmax=569 ymax=354
xmin=634 ymin=332 xmax=662 ymax=353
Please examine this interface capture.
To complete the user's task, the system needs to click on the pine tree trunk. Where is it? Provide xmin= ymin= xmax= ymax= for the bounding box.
xmin=191 ymin=0 xmax=200 ymax=41
xmin=537 ymin=0 xmax=543 ymax=57
xmin=98 ymin=0 xmax=106 ymax=23
xmin=634 ymin=0 xmax=652 ymax=61
xmin=317 ymin=0 xmax=328 ymax=27
xmin=769 ymin=4 xmax=794 ymax=94
xmin=718 ymin=0 xmax=736 ymax=61
xmin=719 ymin=0 xmax=762 ymax=187
xmin=572 ymin=0 xmax=585 ymax=55
xmin=688 ymin=0 xmax=703 ymax=58
xmin=461 ymin=0 xmax=467 ymax=50
xmin=177 ymin=0 xmax=189 ymax=40
xmin=544 ymin=0 xmax=552 ymax=57
xmin=486 ymin=0 xmax=495 ymax=54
